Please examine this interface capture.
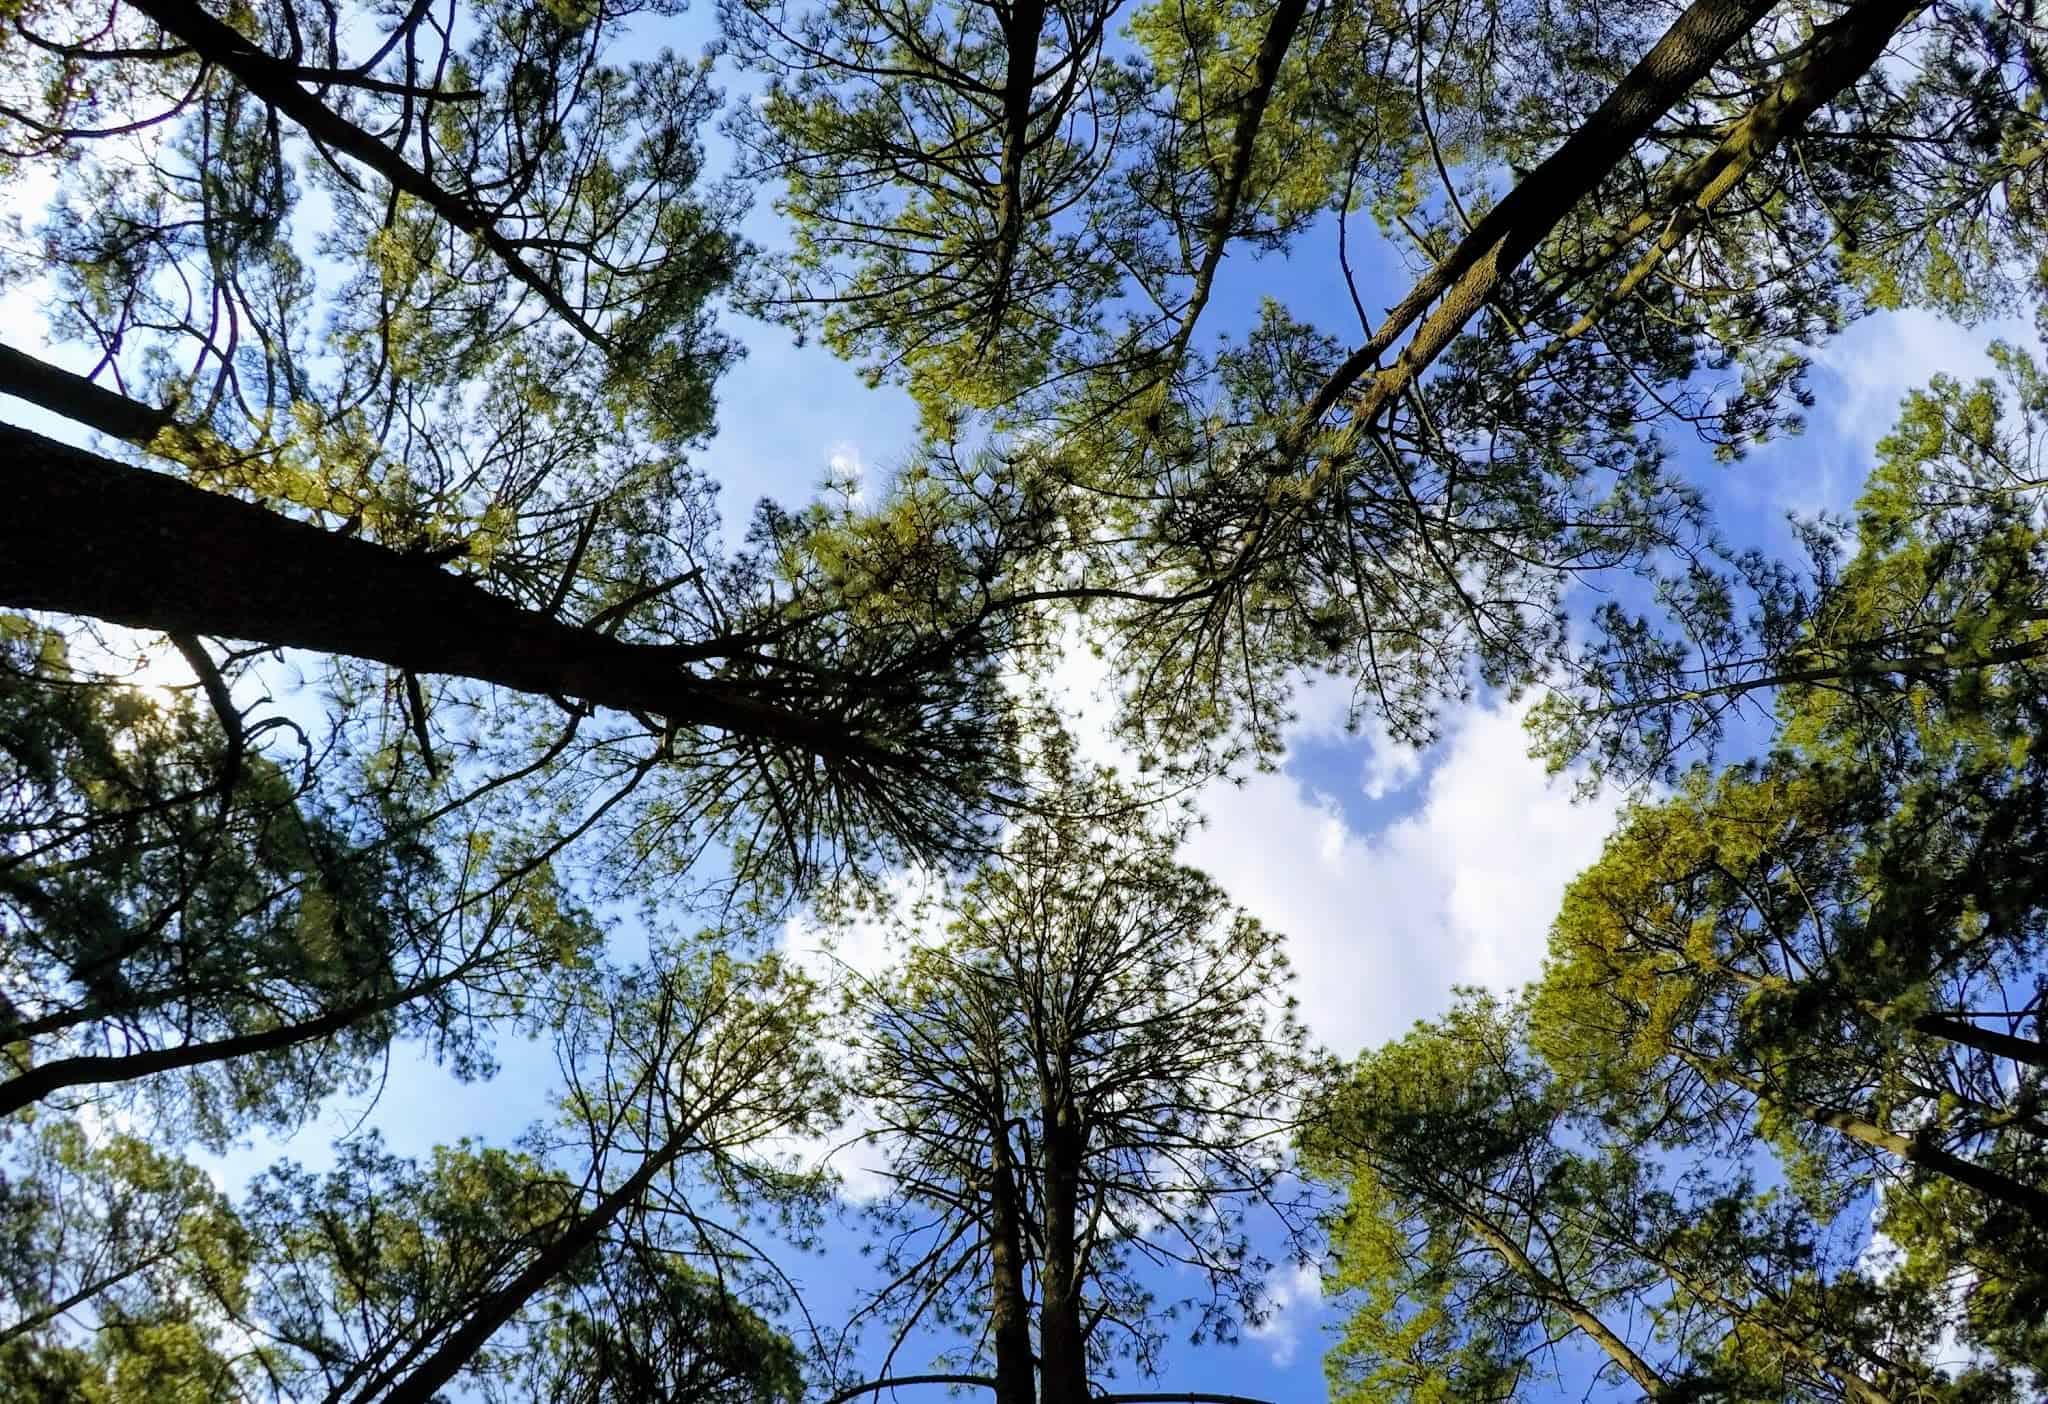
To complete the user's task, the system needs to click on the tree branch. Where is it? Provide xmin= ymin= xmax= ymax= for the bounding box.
xmin=125 ymin=0 xmax=614 ymax=352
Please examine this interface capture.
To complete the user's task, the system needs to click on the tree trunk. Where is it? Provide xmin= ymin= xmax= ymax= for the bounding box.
xmin=1278 ymin=0 xmax=1786 ymax=462
xmin=1684 ymin=1052 xmax=2048 ymax=1224
xmin=981 ymin=0 xmax=1048 ymax=351
xmin=0 ymin=345 xmax=174 ymax=442
xmin=0 ymin=424 xmax=908 ymax=775
xmin=4 ymin=997 xmax=372 ymax=1118
xmin=366 ymin=1127 xmax=691 ymax=1404
xmin=987 ymin=1128 xmax=1037 ymax=1404
xmin=1037 ymin=1100 xmax=1088 ymax=1404
xmin=1915 ymin=1013 xmax=2048 ymax=1070
xmin=1526 ymin=0 xmax=1922 ymax=368
xmin=1651 ymin=1256 xmax=1897 ymax=1404
xmin=0 ymin=964 xmax=471 ymax=1117
xmin=0 ymin=1257 xmax=166 ymax=1347
xmin=1456 ymin=1203 xmax=1678 ymax=1399
xmin=1160 ymin=0 xmax=1311 ymax=372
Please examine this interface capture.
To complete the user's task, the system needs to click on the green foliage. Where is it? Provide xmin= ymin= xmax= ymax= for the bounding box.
xmin=498 ymin=1248 xmax=805 ymax=1404
xmin=0 ymin=1116 xmax=259 ymax=1402
xmin=1 ymin=617 xmax=603 ymax=1144
xmin=4 ymin=0 xmax=740 ymax=449
xmin=838 ymin=778 xmax=1324 ymax=1386
xmin=1540 ymin=343 xmax=2048 ymax=786
xmin=12 ymin=0 xmax=2048 ymax=1395
xmin=1305 ymin=995 xmax=1672 ymax=1403
xmin=121 ymin=947 xmax=840 ymax=1404
xmin=1515 ymin=389 xmax=2048 ymax=1384
xmin=237 ymin=1135 xmax=586 ymax=1398
xmin=1305 ymin=995 xmax=2022 ymax=1404
xmin=717 ymin=0 xmax=2048 ymax=783
xmin=1309 ymin=360 xmax=2048 ymax=1392
xmin=721 ymin=0 xmax=1137 ymax=421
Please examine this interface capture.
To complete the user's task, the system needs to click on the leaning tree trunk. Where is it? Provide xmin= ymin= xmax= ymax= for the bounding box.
xmin=1682 ymin=1052 xmax=2048 ymax=1224
xmin=365 ymin=1124 xmax=693 ymax=1404
xmin=0 ymin=424 xmax=907 ymax=774
xmin=1277 ymin=0 xmax=1794 ymax=461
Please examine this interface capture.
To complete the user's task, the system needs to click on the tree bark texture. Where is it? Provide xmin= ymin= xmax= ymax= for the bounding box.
xmin=0 ymin=424 xmax=901 ymax=770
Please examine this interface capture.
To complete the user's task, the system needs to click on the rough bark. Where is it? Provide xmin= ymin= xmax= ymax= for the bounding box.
xmin=1526 ymin=0 xmax=1922 ymax=370
xmin=0 ymin=424 xmax=914 ymax=776
xmin=987 ymin=1123 xmax=1038 ymax=1404
xmin=1036 ymin=1097 xmax=1088 ymax=1404
xmin=1275 ymin=0 xmax=1787 ymax=463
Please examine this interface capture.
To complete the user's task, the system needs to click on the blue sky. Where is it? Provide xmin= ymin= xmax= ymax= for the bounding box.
xmin=3 ymin=2 xmax=2043 ymax=1397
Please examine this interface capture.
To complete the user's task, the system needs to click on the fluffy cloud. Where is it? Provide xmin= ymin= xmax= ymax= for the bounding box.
xmin=1815 ymin=308 xmax=2035 ymax=457
xmin=778 ymin=867 xmax=955 ymax=1202
xmin=795 ymin=627 xmax=1632 ymax=1200
xmin=1759 ymin=308 xmax=2041 ymax=521
xmin=1030 ymin=622 xmax=1628 ymax=1057
xmin=1246 ymin=1261 xmax=1325 ymax=1368
xmin=1183 ymin=696 xmax=1631 ymax=1058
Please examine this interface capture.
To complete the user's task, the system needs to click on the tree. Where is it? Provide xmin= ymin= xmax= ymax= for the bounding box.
xmin=0 ymin=0 xmax=1046 ymax=1384
xmin=1306 ymin=994 xmax=1691 ymax=1403
xmin=1522 ymin=410 xmax=2048 ymax=1371
xmin=721 ymin=0 xmax=1141 ymax=416
xmin=729 ymin=0 xmax=2048 ymax=777
xmin=0 ymin=941 xmax=839 ymax=1402
xmin=830 ymin=783 xmax=1322 ymax=1404
xmin=484 ymin=1246 xmax=804 ymax=1404
xmin=1538 ymin=343 xmax=2048 ymax=785
xmin=1303 ymin=994 xmax=2019 ymax=1403
xmin=1531 ymin=754 xmax=2048 ymax=1375
xmin=210 ymin=944 xmax=839 ymax=1404
xmin=1 ymin=615 xmax=603 ymax=1140
xmin=0 ymin=382 xmax=1034 ymax=892
xmin=3 ymin=0 xmax=737 ymax=440
xmin=14 ymin=0 xmax=2048 ymax=1395
xmin=233 ymin=1134 xmax=590 ymax=1403
xmin=370 ymin=946 xmax=840 ymax=1404
xmin=0 ymin=1116 xmax=260 ymax=1402
xmin=1 ymin=0 xmax=1049 ymax=904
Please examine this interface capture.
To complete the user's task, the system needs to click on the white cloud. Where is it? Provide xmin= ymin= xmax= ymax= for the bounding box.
xmin=828 ymin=442 xmax=869 ymax=504
xmin=814 ymin=632 xmax=1633 ymax=1205
xmin=1246 ymin=1261 xmax=1324 ymax=1367
xmin=1184 ymin=696 xmax=1630 ymax=1058
xmin=783 ymin=865 xmax=947 ymax=987
xmin=778 ymin=867 xmax=952 ymax=1203
xmin=1817 ymin=309 xmax=2034 ymax=456
xmin=1012 ymin=616 xmax=1627 ymax=1059
xmin=1780 ymin=308 xmax=2041 ymax=519
xmin=1358 ymin=731 xmax=1425 ymax=802
xmin=760 ymin=1105 xmax=899 ymax=1206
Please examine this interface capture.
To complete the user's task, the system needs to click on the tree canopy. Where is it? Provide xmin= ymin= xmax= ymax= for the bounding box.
xmin=1309 ymin=360 xmax=2048 ymax=1400
xmin=827 ymin=785 xmax=1320 ymax=1404
xmin=6 ymin=0 xmax=2048 ymax=1397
